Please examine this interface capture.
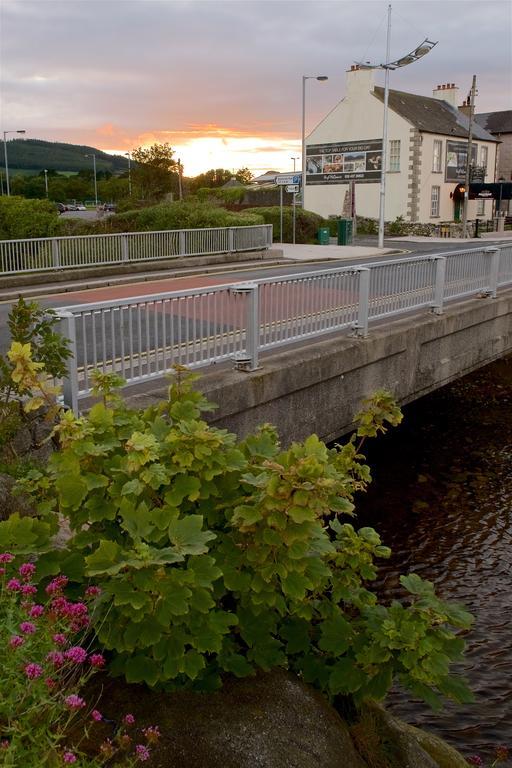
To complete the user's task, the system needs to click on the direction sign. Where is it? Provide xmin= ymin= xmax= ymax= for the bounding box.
xmin=286 ymin=184 xmax=299 ymax=193
xmin=275 ymin=173 xmax=302 ymax=186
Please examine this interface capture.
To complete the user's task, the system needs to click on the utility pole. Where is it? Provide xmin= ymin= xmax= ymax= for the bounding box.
xmin=178 ymin=158 xmax=183 ymax=200
xmin=462 ymin=75 xmax=476 ymax=239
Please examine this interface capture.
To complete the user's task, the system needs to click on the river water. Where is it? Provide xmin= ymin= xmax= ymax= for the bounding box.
xmin=354 ymin=357 xmax=512 ymax=763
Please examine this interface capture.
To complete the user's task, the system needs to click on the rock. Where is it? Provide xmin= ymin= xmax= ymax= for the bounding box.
xmin=0 ymin=473 xmax=37 ymax=521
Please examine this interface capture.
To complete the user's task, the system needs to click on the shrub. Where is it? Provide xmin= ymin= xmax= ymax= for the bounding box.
xmin=108 ymin=201 xmax=263 ymax=233
xmin=4 ymin=370 xmax=473 ymax=711
xmin=243 ymin=206 xmax=326 ymax=244
xmin=0 ymin=196 xmax=62 ymax=240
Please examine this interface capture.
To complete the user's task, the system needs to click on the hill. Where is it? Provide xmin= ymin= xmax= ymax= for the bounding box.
xmin=2 ymin=138 xmax=128 ymax=174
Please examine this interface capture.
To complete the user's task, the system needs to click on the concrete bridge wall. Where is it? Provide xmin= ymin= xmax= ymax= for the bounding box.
xmin=128 ymin=288 xmax=512 ymax=445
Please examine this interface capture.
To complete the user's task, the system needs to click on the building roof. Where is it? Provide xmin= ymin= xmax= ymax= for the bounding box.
xmin=475 ymin=111 xmax=512 ymax=135
xmin=373 ymin=86 xmax=498 ymax=142
xmin=221 ymin=177 xmax=245 ymax=188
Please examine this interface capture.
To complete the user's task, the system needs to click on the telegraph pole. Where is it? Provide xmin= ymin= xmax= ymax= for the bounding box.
xmin=462 ymin=75 xmax=476 ymax=238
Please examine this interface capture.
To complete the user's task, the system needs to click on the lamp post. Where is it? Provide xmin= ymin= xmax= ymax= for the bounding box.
xmin=3 ymin=129 xmax=26 ymax=196
xmin=290 ymin=156 xmax=299 ymax=244
xmin=125 ymin=152 xmax=132 ymax=196
xmin=301 ymin=75 xmax=328 ymax=218
xmin=84 ymin=153 xmax=98 ymax=206
xmin=290 ymin=156 xmax=299 ymax=172
xmin=356 ymin=7 xmax=436 ymax=247
xmin=43 ymin=169 xmax=49 ymax=198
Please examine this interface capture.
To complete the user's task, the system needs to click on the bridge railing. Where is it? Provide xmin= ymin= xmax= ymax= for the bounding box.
xmin=0 ymin=224 xmax=273 ymax=274
xmin=54 ymin=245 xmax=511 ymax=412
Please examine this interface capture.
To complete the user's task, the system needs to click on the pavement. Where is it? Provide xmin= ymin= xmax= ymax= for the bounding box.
xmin=386 ymin=233 xmax=512 ymax=244
xmin=272 ymin=243 xmax=398 ymax=261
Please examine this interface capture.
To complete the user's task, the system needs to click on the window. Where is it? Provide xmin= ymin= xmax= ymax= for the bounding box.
xmin=477 ymin=198 xmax=485 ymax=216
xmin=431 ymin=186 xmax=440 ymax=217
xmin=480 ymin=146 xmax=488 ymax=174
xmin=432 ymin=140 xmax=442 ymax=172
xmin=389 ymin=140 xmax=400 ymax=171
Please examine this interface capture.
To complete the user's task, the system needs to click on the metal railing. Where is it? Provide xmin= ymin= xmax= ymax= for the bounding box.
xmin=0 ymin=224 xmax=273 ymax=274
xmin=55 ymin=245 xmax=511 ymax=412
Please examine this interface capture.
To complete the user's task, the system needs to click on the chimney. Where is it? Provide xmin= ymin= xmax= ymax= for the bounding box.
xmin=432 ymin=82 xmax=460 ymax=108
xmin=458 ymin=99 xmax=471 ymax=117
xmin=345 ymin=64 xmax=374 ymax=99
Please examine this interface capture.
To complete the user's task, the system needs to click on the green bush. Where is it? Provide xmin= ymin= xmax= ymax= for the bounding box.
xmin=0 ymin=196 xmax=62 ymax=240
xmin=110 ymin=201 xmax=263 ymax=233
xmin=196 ymin=187 xmax=246 ymax=205
xmin=5 ymin=372 xmax=472 ymax=710
xmin=243 ymin=206 xmax=327 ymax=244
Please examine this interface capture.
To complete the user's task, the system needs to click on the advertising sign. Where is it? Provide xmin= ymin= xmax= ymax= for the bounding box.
xmin=445 ymin=141 xmax=478 ymax=183
xmin=305 ymin=139 xmax=382 ymax=185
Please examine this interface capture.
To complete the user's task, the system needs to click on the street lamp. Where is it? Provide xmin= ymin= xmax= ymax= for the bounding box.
xmin=43 ymin=169 xmax=49 ymax=198
xmin=3 ymin=129 xmax=26 ymax=196
xmin=84 ymin=153 xmax=98 ymax=206
xmin=290 ymin=156 xmax=299 ymax=172
xmin=301 ymin=75 xmax=328 ymax=220
xmin=356 ymin=5 xmax=436 ymax=247
xmin=125 ymin=152 xmax=132 ymax=196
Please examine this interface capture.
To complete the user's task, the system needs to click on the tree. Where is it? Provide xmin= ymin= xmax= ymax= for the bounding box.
xmin=131 ymin=142 xmax=179 ymax=200
xmin=235 ymin=167 xmax=253 ymax=184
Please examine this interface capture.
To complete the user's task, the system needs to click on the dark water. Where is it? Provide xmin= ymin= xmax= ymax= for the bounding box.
xmin=354 ymin=357 xmax=512 ymax=763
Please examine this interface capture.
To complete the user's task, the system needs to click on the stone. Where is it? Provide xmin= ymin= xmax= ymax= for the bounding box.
xmin=0 ymin=473 xmax=36 ymax=521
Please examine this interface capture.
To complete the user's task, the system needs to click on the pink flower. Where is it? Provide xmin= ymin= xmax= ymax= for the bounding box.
xmin=0 ymin=568 xmax=5 ymax=576
xmin=9 ymin=635 xmax=24 ymax=648
xmin=67 ymin=602 xmax=88 ymax=618
xmin=0 ymin=739 xmax=9 ymax=749
xmin=143 ymin=725 xmax=160 ymax=745
xmin=89 ymin=653 xmax=105 ymax=668
xmin=25 ymin=663 xmax=43 ymax=679
xmin=20 ymin=621 xmax=36 ymax=635
xmin=45 ymin=575 xmax=68 ymax=594
xmin=91 ymin=709 xmax=103 ymax=722
xmin=46 ymin=677 xmax=56 ymax=690
xmin=467 ymin=758 xmax=483 ymax=767
xmin=64 ymin=694 xmax=85 ymax=710
xmin=21 ymin=584 xmax=38 ymax=596
xmin=64 ymin=646 xmax=87 ymax=664
xmin=46 ymin=650 xmax=65 ymax=668
xmin=99 ymin=739 xmax=114 ymax=758
xmin=53 ymin=633 xmax=67 ymax=646
xmin=123 ymin=713 xmax=135 ymax=725
xmin=85 ymin=586 xmax=101 ymax=597
xmin=19 ymin=563 xmax=36 ymax=580
xmin=29 ymin=604 xmax=44 ymax=618
xmin=62 ymin=751 xmax=77 ymax=764
xmin=135 ymin=744 xmax=151 ymax=762
xmin=6 ymin=578 xmax=21 ymax=591
xmin=0 ymin=553 xmax=14 ymax=563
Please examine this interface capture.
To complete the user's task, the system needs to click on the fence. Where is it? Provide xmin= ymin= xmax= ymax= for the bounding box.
xmin=55 ymin=245 xmax=512 ymax=412
xmin=0 ymin=224 xmax=273 ymax=274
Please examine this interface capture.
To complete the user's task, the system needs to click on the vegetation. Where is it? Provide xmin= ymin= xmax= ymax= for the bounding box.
xmin=188 ymin=168 xmax=253 ymax=193
xmin=243 ymin=205 xmax=327 ymax=244
xmin=0 ymin=197 xmax=62 ymax=240
xmin=2 ymin=139 xmax=127 ymax=174
xmin=108 ymin=201 xmax=264 ymax=232
xmin=131 ymin=143 xmax=179 ymax=201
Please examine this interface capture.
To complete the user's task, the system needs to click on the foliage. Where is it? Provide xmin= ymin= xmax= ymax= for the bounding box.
xmin=387 ymin=216 xmax=406 ymax=236
xmin=243 ymin=205 xmax=327 ymax=244
xmin=188 ymin=168 xmax=253 ymax=193
xmin=0 ymin=555 xmax=159 ymax=766
xmin=6 ymin=369 xmax=474 ymax=711
xmin=195 ymin=187 xmax=246 ymax=205
xmin=2 ymin=138 xmax=127 ymax=174
xmin=110 ymin=201 xmax=263 ymax=233
xmin=0 ymin=196 xmax=62 ymax=240
xmin=467 ymin=748 xmax=509 ymax=766
xmin=131 ymin=143 xmax=178 ymax=201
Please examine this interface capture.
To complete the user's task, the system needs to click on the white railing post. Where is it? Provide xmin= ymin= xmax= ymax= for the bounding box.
xmin=57 ymin=311 xmax=79 ymax=414
xmin=121 ymin=235 xmax=129 ymax=262
xmin=355 ymin=267 xmax=370 ymax=337
xmin=485 ymin=246 xmax=500 ymax=298
xmin=266 ymin=224 xmax=273 ymax=249
xmin=230 ymin=283 xmax=260 ymax=371
xmin=228 ymin=228 xmax=235 ymax=254
xmin=179 ymin=230 xmax=186 ymax=256
xmin=51 ymin=239 xmax=60 ymax=268
xmin=431 ymin=256 xmax=446 ymax=315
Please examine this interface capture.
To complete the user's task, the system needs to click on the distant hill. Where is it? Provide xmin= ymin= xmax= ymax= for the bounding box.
xmin=2 ymin=139 xmax=128 ymax=174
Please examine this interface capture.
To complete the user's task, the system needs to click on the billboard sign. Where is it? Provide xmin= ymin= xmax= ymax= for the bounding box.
xmin=445 ymin=141 xmax=478 ymax=183
xmin=305 ymin=139 xmax=382 ymax=185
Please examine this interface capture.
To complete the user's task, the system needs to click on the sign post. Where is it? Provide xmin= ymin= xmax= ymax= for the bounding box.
xmin=275 ymin=174 xmax=302 ymax=244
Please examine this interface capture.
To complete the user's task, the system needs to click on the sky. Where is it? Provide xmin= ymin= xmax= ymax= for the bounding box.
xmin=1 ymin=0 xmax=511 ymax=177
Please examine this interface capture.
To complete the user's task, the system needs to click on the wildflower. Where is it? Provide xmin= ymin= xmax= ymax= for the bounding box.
xmin=64 ymin=646 xmax=87 ymax=663
xmin=20 ymin=621 xmax=36 ymax=634
xmin=123 ymin=713 xmax=135 ymax=725
xmin=21 ymin=584 xmax=38 ymax=596
xmin=64 ymin=694 xmax=86 ymax=710
xmin=467 ymin=758 xmax=483 ymax=767
xmin=29 ymin=604 xmax=44 ymax=618
xmin=0 ymin=739 xmax=9 ymax=749
xmin=99 ymin=739 xmax=115 ymax=758
xmin=6 ymin=578 xmax=22 ymax=591
xmin=25 ymin=663 xmax=43 ymax=679
xmin=85 ymin=585 xmax=101 ymax=597
xmin=0 ymin=553 xmax=14 ymax=563
xmin=62 ymin=751 xmax=77 ymax=764
xmin=91 ymin=710 xmax=103 ymax=722
xmin=135 ymin=744 xmax=151 ymax=762
xmin=53 ymin=633 xmax=67 ymax=646
xmin=496 ymin=746 xmax=509 ymax=762
xmin=89 ymin=653 xmax=105 ymax=668
xmin=119 ymin=733 xmax=132 ymax=750
xmin=45 ymin=575 xmax=68 ymax=594
xmin=0 ymin=568 xmax=5 ymax=576
xmin=46 ymin=677 xmax=56 ymax=690
xmin=47 ymin=650 xmax=65 ymax=668
xmin=19 ymin=563 xmax=36 ymax=580
xmin=9 ymin=635 xmax=24 ymax=648
xmin=143 ymin=726 xmax=160 ymax=745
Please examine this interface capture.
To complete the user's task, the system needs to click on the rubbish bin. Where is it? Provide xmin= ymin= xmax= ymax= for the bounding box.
xmin=337 ymin=218 xmax=353 ymax=245
xmin=317 ymin=227 xmax=330 ymax=245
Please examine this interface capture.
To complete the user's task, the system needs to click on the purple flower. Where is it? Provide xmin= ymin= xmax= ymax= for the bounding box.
xmin=0 ymin=553 xmax=14 ymax=563
xmin=9 ymin=635 xmax=24 ymax=648
xmin=62 ymin=751 xmax=77 ymax=764
xmin=467 ymin=757 xmax=483 ymax=767
xmin=21 ymin=584 xmax=37 ymax=596
xmin=64 ymin=646 xmax=87 ymax=664
xmin=46 ymin=650 xmax=65 ymax=668
xmin=89 ymin=653 xmax=105 ymax=668
xmin=123 ymin=713 xmax=135 ymax=725
xmin=85 ymin=586 xmax=101 ymax=597
xmin=143 ymin=725 xmax=161 ymax=744
xmin=53 ymin=633 xmax=67 ymax=646
xmin=20 ymin=621 xmax=36 ymax=635
xmin=6 ymin=578 xmax=22 ymax=591
xmin=0 ymin=567 xmax=6 ymax=576
xmin=91 ymin=709 xmax=103 ymax=722
xmin=19 ymin=563 xmax=36 ymax=580
xmin=29 ymin=604 xmax=44 ymax=618
xmin=45 ymin=575 xmax=68 ymax=594
xmin=25 ymin=663 xmax=43 ymax=679
xmin=64 ymin=694 xmax=85 ymax=710
xmin=135 ymin=744 xmax=151 ymax=762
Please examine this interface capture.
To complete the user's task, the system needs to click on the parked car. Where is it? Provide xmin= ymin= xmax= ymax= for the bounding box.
xmin=103 ymin=203 xmax=116 ymax=212
xmin=57 ymin=203 xmax=67 ymax=214
xmin=76 ymin=203 xmax=87 ymax=211
xmin=66 ymin=203 xmax=78 ymax=211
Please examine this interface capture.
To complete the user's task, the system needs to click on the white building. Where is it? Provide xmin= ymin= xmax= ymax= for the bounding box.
xmin=304 ymin=67 xmax=499 ymax=224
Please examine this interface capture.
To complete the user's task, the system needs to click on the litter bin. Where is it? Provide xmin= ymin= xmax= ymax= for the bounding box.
xmin=317 ymin=227 xmax=330 ymax=245
xmin=337 ymin=218 xmax=353 ymax=245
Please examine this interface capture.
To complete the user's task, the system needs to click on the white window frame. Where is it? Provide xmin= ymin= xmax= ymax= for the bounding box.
xmin=432 ymin=140 xmax=442 ymax=173
xmin=389 ymin=140 xmax=400 ymax=172
xmin=430 ymin=186 xmax=440 ymax=217
xmin=480 ymin=146 xmax=488 ymax=175
xmin=477 ymin=198 xmax=485 ymax=216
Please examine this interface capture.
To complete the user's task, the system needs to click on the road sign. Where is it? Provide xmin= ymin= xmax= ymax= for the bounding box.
xmin=275 ymin=173 xmax=302 ymax=186
xmin=286 ymin=184 xmax=299 ymax=193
